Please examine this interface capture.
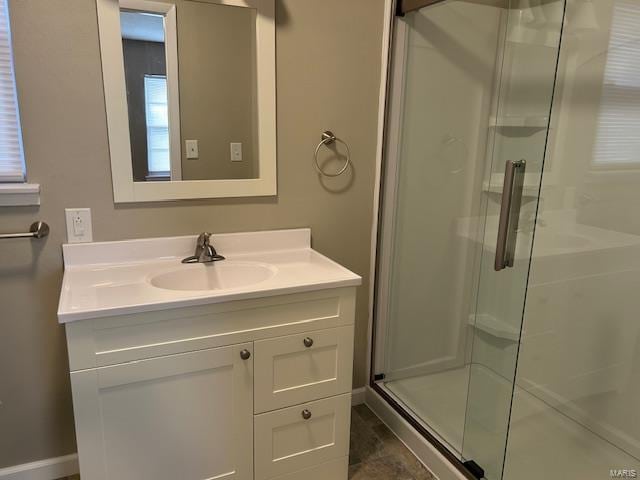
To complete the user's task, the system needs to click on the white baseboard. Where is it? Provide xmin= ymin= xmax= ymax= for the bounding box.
xmin=0 ymin=454 xmax=78 ymax=480
xmin=365 ymin=385 xmax=468 ymax=480
xmin=351 ymin=387 xmax=366 ymax=406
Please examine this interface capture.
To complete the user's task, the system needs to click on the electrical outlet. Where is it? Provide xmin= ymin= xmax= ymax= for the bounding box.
xmin=65 ymin=208 xmax=93 ymax=243
xmin=230 ymin=142 xmax=243 ymax=162
xmin=186 ymin=140 xmax=199 ymax=159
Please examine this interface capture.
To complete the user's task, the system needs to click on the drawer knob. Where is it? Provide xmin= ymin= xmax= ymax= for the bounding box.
xmin=240 ymin=349 xmax=251 ymax=360
xmin=303 ymin=337 xmax=314 ymax=348
xmin=301 ymin=409 xmax=312 ymax=420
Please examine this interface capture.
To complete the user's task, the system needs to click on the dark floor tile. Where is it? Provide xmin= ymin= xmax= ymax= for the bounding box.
xmin=350 ymin=417 xmax=386 ymax=463
xmin=348 ymin=455 xmax=417 ymax=480
xmin=349 ymin=406 xmax=436 ymax=480
xmin=372 ymin=422 xmax=396 ymax=442
xmin=351 ymin=403 xmax=371 ymax=431
xmin=353 ymin=404 xmax=383 ymax=427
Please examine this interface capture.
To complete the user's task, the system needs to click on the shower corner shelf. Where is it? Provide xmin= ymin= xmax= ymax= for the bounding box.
xmin=468 ymin=313 xmax=520 ymax=342
xmin=506 ymin=28 xmax=561 ymax=49
xmin=489 ymin=115 xmax=549 ymax=129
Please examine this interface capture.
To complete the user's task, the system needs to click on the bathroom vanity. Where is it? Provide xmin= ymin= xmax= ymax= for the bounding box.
xmin=57 ymin=229 xmax=361 ymax=480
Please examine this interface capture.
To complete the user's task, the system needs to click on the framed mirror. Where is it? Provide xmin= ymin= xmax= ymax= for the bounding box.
xmin=96 ymin=0 xmax=276 ymax=202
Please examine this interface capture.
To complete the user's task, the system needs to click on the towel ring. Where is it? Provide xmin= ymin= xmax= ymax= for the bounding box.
xmin=314 ymin=131 xmax=351 ymax=177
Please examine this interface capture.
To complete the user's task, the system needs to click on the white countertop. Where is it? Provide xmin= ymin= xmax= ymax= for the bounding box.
xmin=57 ymin=228 xmax=361 ymax=323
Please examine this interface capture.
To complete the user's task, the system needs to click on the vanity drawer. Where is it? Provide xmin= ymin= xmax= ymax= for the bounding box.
xmin=254 ymin=326 xmax=354 ymax=413
xmin=254 ymin=393 xmax=351 ymax=480
xmin=65 ymin=288 xmax=356 ymax=371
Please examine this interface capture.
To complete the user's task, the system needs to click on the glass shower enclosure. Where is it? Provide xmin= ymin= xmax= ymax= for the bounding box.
xmin=372 ymin=0 xmax=565 ymax=478
xmin=374 ymin=0 xmax=640 ymax=478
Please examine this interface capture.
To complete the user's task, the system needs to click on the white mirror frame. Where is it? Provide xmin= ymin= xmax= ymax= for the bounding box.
xmin=96 ymin=0 xmax=276 ymax=203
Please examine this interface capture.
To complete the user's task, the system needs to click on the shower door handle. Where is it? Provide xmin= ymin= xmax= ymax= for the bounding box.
xmin=495 ymin=159 xmax=526 ymax=271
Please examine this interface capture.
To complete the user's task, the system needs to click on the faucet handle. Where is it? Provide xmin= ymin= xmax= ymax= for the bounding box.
xmin=183 ymin=232 xmax=224 ymax=264
xmin=197 ymin=232 xmax=212 ymax=246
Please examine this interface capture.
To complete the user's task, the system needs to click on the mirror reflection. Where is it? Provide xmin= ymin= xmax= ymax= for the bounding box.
xmin=120 ymin=2 xmax=258 ymax=182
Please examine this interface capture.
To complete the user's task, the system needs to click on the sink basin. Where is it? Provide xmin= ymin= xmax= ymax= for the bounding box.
xmin=149 ymin=261 xmax=277 ymax=291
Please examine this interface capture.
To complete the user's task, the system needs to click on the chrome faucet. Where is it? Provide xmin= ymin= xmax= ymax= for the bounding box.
xmin=182 ymin=232 xmax=225 ymax=264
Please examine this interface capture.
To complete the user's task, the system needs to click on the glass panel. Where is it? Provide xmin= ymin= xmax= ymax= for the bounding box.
xmin=379 ymin=0 xmax=512 ymax=457
xmin=461 ymin=1 xmax=565 ymax=478
xmin=374 ymin=1 xmax=565 ymax=478
xmin=503 ymin=1 xmax=640 ymax=478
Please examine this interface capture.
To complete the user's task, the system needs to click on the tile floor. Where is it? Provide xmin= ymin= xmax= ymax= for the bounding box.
xmin=60 ymin=404 xmax=434 ymax=480
xmin=349 ymin=404 xmax=435 ymax=480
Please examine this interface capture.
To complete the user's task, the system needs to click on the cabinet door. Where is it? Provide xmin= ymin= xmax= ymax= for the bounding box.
xmin=70 ymin=343 xmax=253 ymax=480
xmin=254 ymin=326 xmax=354 ymax=413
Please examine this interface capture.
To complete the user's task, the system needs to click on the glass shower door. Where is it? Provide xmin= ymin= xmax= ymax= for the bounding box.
xmin=501 ymin=0 xmax=640 ymax=478
xmin=373 ymin=1 xmax=566 ymax=479
xmin=460 ymin=1 xmax=566 ymax=478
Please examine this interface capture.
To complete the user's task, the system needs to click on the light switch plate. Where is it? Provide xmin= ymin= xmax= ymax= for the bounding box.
xmin=186 ymin=140 xmax=199 ymax=159
xmin=230 ymin=142 xmax=243 ymax=162
xmin=65 ymin=208 xmax=93 ymax=243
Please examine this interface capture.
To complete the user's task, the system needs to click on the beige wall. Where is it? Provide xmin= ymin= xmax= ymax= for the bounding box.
xmin=0 ymin=0 xmax=384 ymax=468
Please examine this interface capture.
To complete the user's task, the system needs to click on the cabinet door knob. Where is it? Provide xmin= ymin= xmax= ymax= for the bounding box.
xmin=303 ymin=337 xmax=314 ymax=348
xmin=240 ymin=349 xmax=251 ymax=360
xmin=301 ymin=409 xmax=312 ymax=420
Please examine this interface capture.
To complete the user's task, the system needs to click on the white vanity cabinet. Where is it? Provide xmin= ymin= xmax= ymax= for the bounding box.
xmin=65 ymin=287 xmax=356 ymax=480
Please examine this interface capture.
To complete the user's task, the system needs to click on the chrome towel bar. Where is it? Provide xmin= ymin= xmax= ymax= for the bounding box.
xmin=0 ymin=221 xmax=50 ymax=240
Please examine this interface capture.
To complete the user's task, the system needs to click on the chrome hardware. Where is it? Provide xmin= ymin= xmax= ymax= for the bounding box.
xmin=495 ymin=160 xmax=526 ymax=271
xmin=240 ymin=349 xmax=251 ymax=360
xmin=303 ymin=337 xmax=314 ymax=348
xmin=182 ymin=232 xmax=225 ymax=264
xmin=301 ymin=409 xmax=312 ymax=420
xmin=313 ymin=130 xmax=352 ymax=177
xmin=0 ymin=221 xmax=50 ymax=240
